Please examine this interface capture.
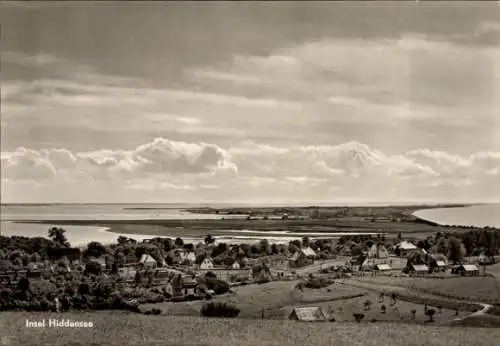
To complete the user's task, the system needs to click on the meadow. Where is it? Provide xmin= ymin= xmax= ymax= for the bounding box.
xmin=2 ymin=311 xmax=500 ymax=346
xmin=141 ymin=280 xmax=370 ymax=319
xmin=351 ymin=275 xmax=500 ymax=304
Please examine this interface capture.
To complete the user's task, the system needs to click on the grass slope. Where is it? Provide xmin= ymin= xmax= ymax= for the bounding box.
xmin=355 ymin=276 xmax=500 ymax=304
xmin=2 ymin=312 xmax=500 ymax=346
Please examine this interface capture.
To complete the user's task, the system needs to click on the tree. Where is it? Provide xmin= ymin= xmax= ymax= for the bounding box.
xmin=411 ymin=309 xmax=416 ymax=320
xmin=175 ymin=237 xmax=184 ymax=247
xmin=351 ymin=244 xmax=363 ymax=257
xmin=117 ymin=236 xmax=128 ymax=245
xmin=381 ymin=305 xmax=387 ymax=314
xmin=114 ymin=251 xmax=126 ymax=268
xmin=30 ymin=253 xmax=41 ymax=263
xmin=447 ymin=237 xmax=465 ymax=264
xmin=289 ymin=239 xmax=302 ymax=249
xmin=391 ymin=293 xmax=397 ymax=305
xmin=212 ymin=243 xmax=228 ymax=258
xmin=184 ymin=243 xmax=195 ymax=252
xmin=302 ymin=237 xmax=311 ymax=248
xmin=48 ymin=227 xmax=70 ymax=247
xmin=436 ymin=238 xmax=447 ymax=255
xmin=353 ymin=313 xmax=365 ymax=323
xmin=259 ymin=239 xmax=270 ymax=254
xmin=204 ymin=235 xmax=216 ymax=245
xmin=271 ymin=243 xmax=279 ymax=255
xmin=289 ymin=243 xmax=300 ymax=254
xmin=84 ymin=242 xmax=106 ymax=258
xmin=364 ymin=299 xmax=372 ymax=311
xmin=84 ymin=261 xmax=102 ymax=276
xmin=425 ymin=309 xmax=435 ymax=322
xmin=17 ymin=277 xmax=30 ymax=293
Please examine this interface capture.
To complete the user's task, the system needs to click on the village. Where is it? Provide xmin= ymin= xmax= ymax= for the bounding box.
xmin=1 ymin=222 xmax=499 ymax=323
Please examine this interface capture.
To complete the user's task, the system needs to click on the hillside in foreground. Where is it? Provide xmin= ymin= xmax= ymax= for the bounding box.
xmin=2 ymin=312 xmax=500 ymax=346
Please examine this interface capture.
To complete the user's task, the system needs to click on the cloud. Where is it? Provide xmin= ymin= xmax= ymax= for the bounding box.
xmin=1 ymin=138 xmax=238 ymax=182
xmin=2 ymin=138 xmax=499 ymax=203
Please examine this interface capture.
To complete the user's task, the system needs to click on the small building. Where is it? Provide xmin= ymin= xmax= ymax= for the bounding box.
xmin=301 ymin=247 xmax=317 ymax=259
xmin=139 ymin=254 xmax=157 ymax=269
xmin=289 ymin=307 xmax=328 ymax=322
xmin=164 ymin=282 xmax=174 ymax=297
xmin=478 ymin=252 xmax=493 ymax=265
xmin=376 ymin=264 xmax=392 ymax=271
xmin=231 ymin=261 xmax=240 ymax=270
xmin=87 ymin=256 xmax=106 ymax=269
xmin=200 ymin=258 xmax=214 ymax=270
xmin=396 ymin=241 xmax=418 ymax=257
xmin=180 ymin=251 xmax=196 ymax=264
xmin=118 ymin=264 xmax=137 ymax=281
xmin=182 ymin=278 xmax=198 ymax=296
xmin=453 ymin=264 xmax=480 ymax=276
xmin=367 ymin=244 xmax=389 ymax=259
xmin=289 ymin=247 xmax=316 ymax=268
xmin=409 ymin=264 xmax=429 ymax=276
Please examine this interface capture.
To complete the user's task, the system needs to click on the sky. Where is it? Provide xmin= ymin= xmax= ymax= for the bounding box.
xmin=1 ymin=1 xmax=500 ymax=204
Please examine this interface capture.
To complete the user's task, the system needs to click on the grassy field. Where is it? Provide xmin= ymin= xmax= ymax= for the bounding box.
xmin=353 ymin=275 xmax=500 ymax=304
xmin=2 ymin=311 xmax=499 ymax=346
xmin=285 ymin=291 xmax=470 ymax=324
xmin=141 ymin=280 xmax=369 ymax=319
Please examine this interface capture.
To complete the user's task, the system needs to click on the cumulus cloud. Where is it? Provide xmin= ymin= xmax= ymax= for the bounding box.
xmin=2 ymin=138 xmax=499 ymax=203
xmin=1 ymin=138 xmax=237 ymax=182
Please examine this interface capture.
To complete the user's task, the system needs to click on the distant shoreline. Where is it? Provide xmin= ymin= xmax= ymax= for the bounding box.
xmin=412 ymin=204 xmax=500 ymax=229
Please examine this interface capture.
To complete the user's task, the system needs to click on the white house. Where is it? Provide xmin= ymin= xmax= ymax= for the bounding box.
xmin=301 ymin=247 xmax=317 ymax=258
xmin=88 ymin=256 xmax=106 ymax=269
xmin=139 ymin=254 xmax=157 ymax=268
xmin=180 ymin=251 xmax=196 ymax=264
xmin=200 ymin=257 xmax=214 ymax=270
xmin=118 ymin=264 xmax=137 ymax=280
xmin=396 ymin=241 xmax=418 ymax=256
xmin=231 ymin=261 xmax=240 ymax=269
xmin=367 ymin=244 xmax=389 ymax=259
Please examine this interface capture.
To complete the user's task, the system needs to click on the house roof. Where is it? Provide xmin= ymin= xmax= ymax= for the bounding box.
xmin=462 ymin=264 xmax=479 ymax=271
xmin=180 ymin=252 xmax=196 ymax=260
xmin=182 ymin=278 xmax=198 ymax=288
xmin=368 ymin=244 xmax=389 ymax=258
xmin=88 ymin=256 xmax=106 ymax=265
xmin=398 ymin=241 xmax=417 ymax=250
xmin=290 ymin=252 xmax=300 ymax=262
xmin=301 ymin=247 xmax=316 ymax=257
xmin=431 ymin=254 xmax=447 ymax=262
xmin=139 ymin=254 xmax=156 ymax=264
xmin=376 ymin=264 xmax=392 ymax=271
xmin=289 ymin=307 xmax=327 ymax=322
xmin=411 ymin=264 xmax=429 ymax=272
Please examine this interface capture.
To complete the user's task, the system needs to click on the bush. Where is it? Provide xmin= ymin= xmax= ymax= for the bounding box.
xmin=206 ymin=278 xmax=230 ymax=295
xmin=304 ymin=277 xmax=333 ymax=289
xmin=201 ymin=302 xmax=240 ymax=318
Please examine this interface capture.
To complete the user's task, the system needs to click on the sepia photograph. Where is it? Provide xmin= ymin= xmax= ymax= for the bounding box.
xmin=1 ymin=1 xmax=500 ymax=345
